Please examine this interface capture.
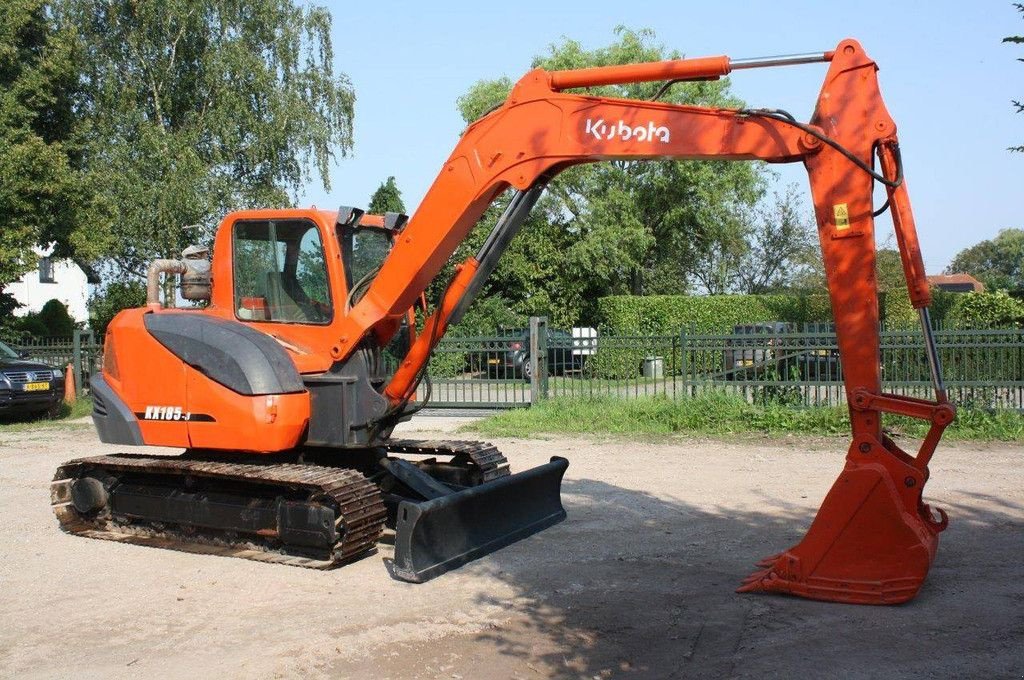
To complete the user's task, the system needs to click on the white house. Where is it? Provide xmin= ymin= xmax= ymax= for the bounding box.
xmin=6 ymin=247 xmax=92 ymax=324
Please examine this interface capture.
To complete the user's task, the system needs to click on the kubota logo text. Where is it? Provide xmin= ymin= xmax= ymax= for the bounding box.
xmin=585 ymin=118 xmax=671 ymax=143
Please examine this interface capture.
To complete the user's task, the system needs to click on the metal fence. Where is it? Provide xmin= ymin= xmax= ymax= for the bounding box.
xmin=5 ymin=320 xmax=1020 ymax=410
xmin=416 ymin=318 xmax=1024 ymax=411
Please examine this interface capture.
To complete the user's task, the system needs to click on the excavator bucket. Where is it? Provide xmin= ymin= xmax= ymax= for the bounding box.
xmin=738 ymin=439 xmax=947 ymax=605
xmin=391 ymin=456 xmax=568 ymax=582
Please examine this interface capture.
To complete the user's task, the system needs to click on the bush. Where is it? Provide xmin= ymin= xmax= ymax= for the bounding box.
xmin=597 ymin=288 xmax=961 ymax=338
xmin=37 ymin=299 xmax=76 ymax=338
xmin=89 ymin=281 xmax=147 ymax=336
xmin=1 ymin=295 xmax=81 ymax=340
xmin=946 ymin=291 xmax=1024 ymax=328
xmin=11 ymin=314 xmax=49 ymax=338
xmin=427 ymin=351 xmax=466 ymax=379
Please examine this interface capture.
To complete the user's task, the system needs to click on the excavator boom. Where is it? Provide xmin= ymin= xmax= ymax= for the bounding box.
xmin=340 ymin=39 xmax=955 ymax=604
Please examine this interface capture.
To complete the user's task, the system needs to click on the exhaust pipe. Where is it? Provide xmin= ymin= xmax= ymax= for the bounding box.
xmin=146 ymin=249 xmax=211 ymax=308
xmin=146 ymin=260 xmax=187 ymax=308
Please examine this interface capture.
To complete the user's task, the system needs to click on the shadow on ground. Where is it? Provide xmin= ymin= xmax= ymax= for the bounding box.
xmin=442 ymin=478 xmax=1024 ymax=679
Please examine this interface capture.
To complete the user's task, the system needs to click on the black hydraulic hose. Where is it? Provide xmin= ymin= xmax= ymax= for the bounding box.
xmin=872 ymin=197 xmax=892 ymax=218
xmin=737 ymin=108 xmax=904 ymax=189
xmin=650 ymin=78 xmax=685 ymax=102
xmin=346 ymin=264 xmax=382 ymax=311
xmin=370 ymin=273 xmax=454 ymax=437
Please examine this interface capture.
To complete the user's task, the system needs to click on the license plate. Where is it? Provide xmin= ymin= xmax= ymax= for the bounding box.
xmin=487 ymin=358 xmax=500 ymax=365
xmin=738 ymin=360 xmax=753 ymax=367
xmin=23 ymin=381 xmax=50 ymax=392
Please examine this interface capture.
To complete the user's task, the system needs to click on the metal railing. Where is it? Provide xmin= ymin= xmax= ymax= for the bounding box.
xmin=5 ymin=320 xmax=1020 ymax=410
xmin=414 ymin=318 xmax=1024 ymax=411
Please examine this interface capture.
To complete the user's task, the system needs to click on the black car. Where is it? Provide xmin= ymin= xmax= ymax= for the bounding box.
xmin=0 ymin=340 xmax=64 ymax=418
xmin=485 ymin=328 xmax=584 ymax=381
xmin=722 ymin=323 xmax=842 ymax=381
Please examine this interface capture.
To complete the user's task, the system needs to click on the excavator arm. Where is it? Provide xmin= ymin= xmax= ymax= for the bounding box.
xmin=341 ymin=38 xmax=954 ymax=604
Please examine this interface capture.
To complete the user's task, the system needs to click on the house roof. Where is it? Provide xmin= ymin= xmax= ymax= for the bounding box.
xmin=926 ymin=273 xmax=985 ymax=291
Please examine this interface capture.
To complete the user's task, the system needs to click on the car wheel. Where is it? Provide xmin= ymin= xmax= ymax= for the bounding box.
xmin=522 ymin=356 xmax=533 ymax=382
xmin=47 ymin=400 xmax=66 ymax=418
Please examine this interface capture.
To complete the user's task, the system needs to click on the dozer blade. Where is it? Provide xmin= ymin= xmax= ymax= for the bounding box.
xmin=391 ymin=456 xmax=568 ymax=583
xmin=738 ymin=439 xmax=947 ymax=605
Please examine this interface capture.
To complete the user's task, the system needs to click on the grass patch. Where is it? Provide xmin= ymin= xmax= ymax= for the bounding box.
xmin=0 ymin=396 xmax=93 ymax=433
xmin=462 ymin=393 xmax=1024 ymax=442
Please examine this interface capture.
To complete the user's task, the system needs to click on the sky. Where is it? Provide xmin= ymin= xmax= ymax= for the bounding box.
xmin=299 ymin=0 xmax=1023 ymax=273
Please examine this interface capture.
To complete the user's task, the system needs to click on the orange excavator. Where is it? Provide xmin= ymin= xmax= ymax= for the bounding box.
xmin=52 ymin=39 xmax=954 ymax=604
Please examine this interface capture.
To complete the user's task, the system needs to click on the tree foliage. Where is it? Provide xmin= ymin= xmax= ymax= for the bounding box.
xmin=368 ymin=176 xmax=406 ymax=214
xmin=793 ymin=236 xmax=915 ymax=303
xmin=0 ymin=0 xmax=94 ymax=287
xmin=67 ymin=0 xmax=355 ymax=278
xmin=449 ymin=28 xmax=774 ymax=328
xmin=700 ymin=185 xmax=817 ymax=295
xmin=875 ymin=247 xmax=909 ymax=292
xmin=1007 ymin=3 xmax=1024 ymax=152
xmin=88 ymin=280 xmax=147 ymax=335
xmin=946 ymin=228 xmax=1024 ymax=290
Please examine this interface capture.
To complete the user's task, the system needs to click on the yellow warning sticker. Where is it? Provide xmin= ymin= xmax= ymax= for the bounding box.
xmin=834 ymin=203 xmax=850 ymax=231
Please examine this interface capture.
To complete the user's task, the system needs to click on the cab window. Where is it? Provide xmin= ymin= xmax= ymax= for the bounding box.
xmin=340 ymin=226 xmax=392 ymax=301
xmin=232 ymin=219 xmax=332 ymax=324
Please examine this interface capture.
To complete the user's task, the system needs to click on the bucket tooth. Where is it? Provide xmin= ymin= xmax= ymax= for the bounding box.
xmin=737 ymin=439 xmax=946 ymax=605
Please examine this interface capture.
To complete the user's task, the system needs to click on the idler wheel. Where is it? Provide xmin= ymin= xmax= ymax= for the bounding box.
xmin=71 ymin=476 xmax=109 ymax=514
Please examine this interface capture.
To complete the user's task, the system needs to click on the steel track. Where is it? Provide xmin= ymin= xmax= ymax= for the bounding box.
xmin=50 ymin=440 xmax=509 ymax=569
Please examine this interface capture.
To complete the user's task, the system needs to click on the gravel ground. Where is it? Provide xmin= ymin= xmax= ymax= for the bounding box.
xmin=1 ymin=418 xmax=1022 ymax=679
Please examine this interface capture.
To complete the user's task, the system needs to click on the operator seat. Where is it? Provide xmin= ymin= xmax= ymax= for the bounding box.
xmin=265 ymin=272 xmax=311 ymax=322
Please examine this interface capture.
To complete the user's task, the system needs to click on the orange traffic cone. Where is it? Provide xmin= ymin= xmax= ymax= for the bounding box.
xmin=64 ymin=364 xmax=76 ymax=404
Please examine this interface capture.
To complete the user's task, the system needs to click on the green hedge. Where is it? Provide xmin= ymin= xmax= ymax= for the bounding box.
xmin=592 ymin=294 xmax=831 ymax=379
xmin=596 ymin=294 xmax=834 ymax=335
xmin=947 ymin=291 xmax=1024 ymax=328
xmin=598 ymin=289 xmax=967 ymax=335
xmin=591 ymin=290 xmax=964 ymax=379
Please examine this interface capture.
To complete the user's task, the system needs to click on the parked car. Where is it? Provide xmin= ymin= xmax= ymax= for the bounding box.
xmin=485 ymin=328 xmax=584 ymax=381
xmin=722 ymin=323 xmax=842 ymax=381
xmin=0 ymin=340 xmax=64 ymax=418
